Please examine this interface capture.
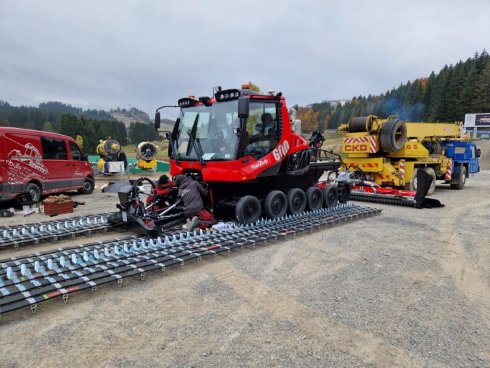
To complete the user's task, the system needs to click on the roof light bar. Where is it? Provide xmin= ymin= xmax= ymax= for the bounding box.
xmin=215 ymin=89 xmax=241 ymax=102
xmin=178 ymin=97 xmax=199 ymax=108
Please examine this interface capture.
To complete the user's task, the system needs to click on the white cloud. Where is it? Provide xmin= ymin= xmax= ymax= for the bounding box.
xmin=1 ymin=0 xmax=489 ymax=118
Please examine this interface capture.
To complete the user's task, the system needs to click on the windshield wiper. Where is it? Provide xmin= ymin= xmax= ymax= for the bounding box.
xmin=186 ymin=113 xmax=205 ymax=166
xmin=172 ymin=135 xmax=181 ymax=163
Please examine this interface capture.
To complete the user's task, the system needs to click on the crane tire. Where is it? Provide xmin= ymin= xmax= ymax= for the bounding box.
xmin=422 ymin=167 xmax=437 ymax=196
xmin=410 ymin=167 xmax=436 ymax=196
xmin=380 ymin=118 xmax=407 ymax=152
xmin=286 ymin=188 xmax=306 ymax=214
xmin=450 ymin=166 xmax=466 ymax=190
xmin=235 ymin=195 xmax=261 ymax=224
xmin=306 ymin=187 xmax=323 ymax=211
xmin=322 ymin=185 xmax=338 ymax=208
xmin=264 ymin=190 xmax=287 ymax=219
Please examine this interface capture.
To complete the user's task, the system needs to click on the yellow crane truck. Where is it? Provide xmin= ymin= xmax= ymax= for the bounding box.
xmin=337 ymin=115 xmax=481 ymax=194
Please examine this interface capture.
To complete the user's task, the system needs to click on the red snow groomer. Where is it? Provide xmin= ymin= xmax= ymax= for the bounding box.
xmin=151 ymin=85 xmax=350 ymax=224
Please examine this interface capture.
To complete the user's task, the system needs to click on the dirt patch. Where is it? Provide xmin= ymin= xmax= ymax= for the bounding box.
xmin=0 ymin=172 xmax=489 ymax=367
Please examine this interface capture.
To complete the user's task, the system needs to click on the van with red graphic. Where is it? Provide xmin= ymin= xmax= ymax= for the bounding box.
xmin=0 ymin=127 xmax=95 ymax=203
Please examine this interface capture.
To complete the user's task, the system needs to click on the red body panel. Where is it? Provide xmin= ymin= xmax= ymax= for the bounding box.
xmin=351 ymin=184 xmax=416 ymax=198
xmin=169 ymin=95 xmax=310 ymax=183
xmin=0 ymin=127 xmax=94 ymax=201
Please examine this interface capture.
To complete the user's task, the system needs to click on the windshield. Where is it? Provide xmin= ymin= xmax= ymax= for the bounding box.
xmin=173 ymin=100 xmax=279 ymax=161
xmin=173 ymin=100 xmax=239 ymax=161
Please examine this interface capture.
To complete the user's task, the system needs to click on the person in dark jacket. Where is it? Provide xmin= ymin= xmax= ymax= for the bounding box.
xmin=146 ymin=174 xmax=174 ymax=209
xmin=174 ymin=174 xmax=216 ymax=230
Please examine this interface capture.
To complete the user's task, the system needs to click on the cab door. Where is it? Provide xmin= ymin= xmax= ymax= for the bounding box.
xmin=468 ymin=144 xmax=480 ymax=174
xmin=69 ymin=141 xmax=91 ymax=186
xmin=40 ymin=136 xmax=74 ymax=191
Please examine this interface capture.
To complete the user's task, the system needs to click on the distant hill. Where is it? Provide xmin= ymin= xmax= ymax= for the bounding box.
xmin=109 ymin=107 xmax=175 ymax=133
xmin=110 ymin=107 xmax=150 ymax=129
xmin=159 ymin=118 xmax=175 ymax=132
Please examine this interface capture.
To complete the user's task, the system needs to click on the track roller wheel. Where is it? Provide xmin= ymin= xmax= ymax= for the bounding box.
xmin=306 ymin=187 xmax=323 ymax=211
xmin=286 ymin=188 xmax=306 ymax=214
xmin=235 ymin=195 xmax=261 ymax=224
xmin=337 ymin=182 xmax=351 ymax=203
xmin=323 ymin=185 xmax=338 ymax=208
xmin=264 ymin=190 xmax=287 ymax=219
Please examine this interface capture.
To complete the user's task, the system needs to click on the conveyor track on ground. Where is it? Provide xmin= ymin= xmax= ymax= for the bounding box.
xmin=0 ymin=213 xmax=114 ymax=249
xmin=0 ymin=204 xmax=381 ymax=315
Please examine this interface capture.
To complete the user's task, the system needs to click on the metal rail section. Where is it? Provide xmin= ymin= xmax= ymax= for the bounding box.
xmin=0 ymin=204 xmax=381 ymax=315
xmin=0 ymin=214 xmax=113 ymax=249
xmin=349 ymin=192 xmax=419 ymax=207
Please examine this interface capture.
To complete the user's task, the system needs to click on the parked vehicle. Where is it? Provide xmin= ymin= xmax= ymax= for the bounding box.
xmin=0 ymin=127 xmax=94 ymax=203
xmin=338 ymin=115 xmax=481 ymax=195
xmin=109 ymin=85 xmax=350 ymax=235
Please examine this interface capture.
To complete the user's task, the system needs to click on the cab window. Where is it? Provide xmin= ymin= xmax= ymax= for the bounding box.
xmin=69 ymin=141 xmax=83 ymax=160
xmin=41 ymin=137 xmax=68 ymax=160
xmin=246 ymin=102 xmax=279 ymax=137
xmin=242 ymin=102 xmax=279 ymax=159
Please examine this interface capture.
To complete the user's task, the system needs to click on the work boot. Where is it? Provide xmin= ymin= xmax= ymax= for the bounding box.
xmin=188 ymin=216 xmax=200 ymax=231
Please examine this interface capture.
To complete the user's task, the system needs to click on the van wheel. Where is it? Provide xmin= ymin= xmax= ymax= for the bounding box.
xmin=78 ymin=177 xmax=95 ymax=194
xmin=26 ymin=183 xmax=41 ymax=203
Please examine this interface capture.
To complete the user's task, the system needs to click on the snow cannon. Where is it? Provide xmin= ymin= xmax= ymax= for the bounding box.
xmin=96 ymin=139 xmax=126 ymax=174
xmin=135 ymin=142 xmax=158 ymax=171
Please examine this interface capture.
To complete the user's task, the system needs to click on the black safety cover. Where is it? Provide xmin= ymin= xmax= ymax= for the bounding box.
xmin=415 ymin=169 xmax=444 ymax=208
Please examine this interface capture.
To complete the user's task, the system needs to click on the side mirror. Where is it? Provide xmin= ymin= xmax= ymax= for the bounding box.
xmin=155 ymin=112 xmax=161 ymax=129
xmin=477 ymin=148 xmax=481 ymax=158
xmin=238 ymin=97 xmax=249 ymax=118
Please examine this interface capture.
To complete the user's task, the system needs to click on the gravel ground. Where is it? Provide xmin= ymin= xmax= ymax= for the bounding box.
xmin=0 ymin=171 xmax=489 ymax=368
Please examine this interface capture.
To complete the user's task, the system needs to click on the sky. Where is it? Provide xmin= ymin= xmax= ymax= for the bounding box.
xmin=1 ymin=0 xmax=489 ymax=119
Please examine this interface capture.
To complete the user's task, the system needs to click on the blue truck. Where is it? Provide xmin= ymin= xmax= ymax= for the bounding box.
xmin=442 ymin=140 xmax=481 ymax=189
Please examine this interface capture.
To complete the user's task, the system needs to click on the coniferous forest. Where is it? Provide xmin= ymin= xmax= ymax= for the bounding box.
xmin=298 ymin=51 xmax=490 ymax=132
xmin=0 ymin=101 xmax=160 ymax=153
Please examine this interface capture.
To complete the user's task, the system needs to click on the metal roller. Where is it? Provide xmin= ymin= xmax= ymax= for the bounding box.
xmin=348 ymin=116 xmax=374 ymax=133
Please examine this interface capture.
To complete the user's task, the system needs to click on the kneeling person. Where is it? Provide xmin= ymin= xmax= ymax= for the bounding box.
xmin=175 ymin=175 xmax=216 ymax=231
